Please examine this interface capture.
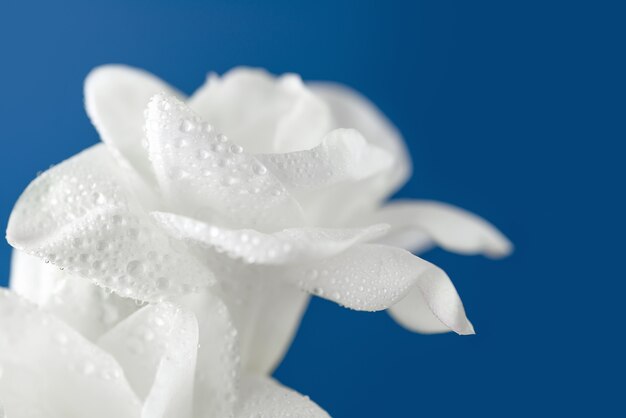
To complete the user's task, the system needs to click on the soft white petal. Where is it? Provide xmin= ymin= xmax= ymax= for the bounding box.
xmin=9 ymin=250 xmax=138 ymax=341
xmin=98 ymin=303 xmax=198 ymax=418
xmin=84 ymin=64 xmax=182 ymax=183
xmin=188 ymin=67 xmax=332 ymax=153
xmin=0 ymin=290 xmax=141 ymax=418
xmin=367 ymin=200 xmax=513 ymax=258
xmin=256 ymin=128 xmax=393 ymax=189
xmin=236 ymin=375 xmax=330 ymax=418
xmin=387 ymin=285 xmax=472 ymax=334
xmin=176 ymin=291 xmax=239 ymax=418
xmin=309 ymin=81 xmax=411 ymax=194
xmin=145 ymin=93 xmax=305 ymax=231
xmin=153 ymin=211 xmax=388 ymax=265
xmin=6 ymin=145 xmax=214 ymax=302
xmin=271 ymin=244 xmax=474 ymax=334
xmin=217 ymin=276 xmax=310 ymax=375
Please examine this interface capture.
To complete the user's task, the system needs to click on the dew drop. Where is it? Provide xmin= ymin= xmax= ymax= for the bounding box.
xmin=126 ymin=260 xmax=146 ymax=277
xmin=202 ymin=122 xmax=213 ymax=133
xmin=196 ymin=149 xmax=210 ymax=160
xmin=92 ymin=192 xmax=106 ymax=205
xmin=229 ymin=144 xmax=243 ymax=154
xmin=253 ymin=163 xmax=267 ymax=175
xmin=180 ymin=119 xmax=195 ymax=133
xmin=312 ymin=287 xmax=324 ymax=296
xmin=176 ymin=137 xmax=190 ymax=148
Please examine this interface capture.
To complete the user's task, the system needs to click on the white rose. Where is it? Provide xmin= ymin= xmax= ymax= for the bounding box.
xmin=0 ymin=270 xmax=330 ymax=417
xmin=6 ymin=65 xmax=511 ymax=380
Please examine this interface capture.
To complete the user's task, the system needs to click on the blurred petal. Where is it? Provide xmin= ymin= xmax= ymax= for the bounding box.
xmin=145 ymin=93 xmax=305 ymax=231
xmin=236 ymin=375 xmax=330 ymax=418
xmin=153 ymin=211 xmax=388 ymax=265
xmin=10 ymin=250 xmax=138 ymax=341
xmin=256 ymin=128 xmax=393 ymax=189
xmin=218 ymin=276 xmax=310 ymax=375
xmin=270 ymin=244 xmax=474 ymax=334
xmin=176 ymin=291 xmax=239 ymax=418
xmin=0 ymin=290 xmax=141 ymax=418
xmin=368 ymin=200 xmax=513 ymax=258
xmin=6 ymin=144 xmax=214 ymax=302
xmin=309 ymin=81 xmax=411 ymax=194
xmin=84 ymin=64 xmax=182 ymax=183
xmin=98 ymin=303 xmax=198 ymax=418
xmin=189 ymin=67 xmax=332 ymax=153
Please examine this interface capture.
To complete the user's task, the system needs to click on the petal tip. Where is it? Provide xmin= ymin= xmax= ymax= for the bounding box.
xmin=485 ymin=235 xmax=514 ymax=259
xmin=457 ymin=320 xmax=476 ymax=335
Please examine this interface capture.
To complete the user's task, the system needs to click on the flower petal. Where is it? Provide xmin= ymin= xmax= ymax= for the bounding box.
xmin=6 ymin=144 xmax=214 ymax=302
xmin=9 ymin=250 xmax=139 ymax=341
xmin=272 ymin=244 xmax=474 ymax=334
xmin=188 ymin=67 xmax=332 ymax=153
xmin=0 ymin=289 xmax=141 ymax=418
xmin=367 ymin=200 xmax=513 ymax=258
xmin=176 ymin=291 xmax=239 ymax=418
xmin=152 ymin=211 xmax=389 ymax=265
xmin=387 ymin=285 xmax=474 ymax=334
xmin=309 ymin=81 xmax=412 ymax=194
xmin=236 ymin=374 xmax=330 ymax=418
xmin=145 ymin=93 xmax=305 ymax=231
xmin=84 ymin=64 xmax=182 ymax=183
xmin=256 ymin=128 xmax=393 ymax=189
xmin=218 ymin=277 xmax=310 ymax=375
xmin=98 ymin=302 xmax=198 ymax=418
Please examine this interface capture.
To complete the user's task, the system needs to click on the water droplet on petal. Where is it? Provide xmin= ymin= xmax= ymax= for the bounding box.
xmin=126 ymin=260 xmax=146 ymax=277
xmin=229 ymin=144 xmax=243 ymax=154
xmin=253 ymin=163 xmax=267 ymax=175
xmin=180 ymin=119 xmax=195 ymax=133
xmin=92 ymin=192 xmax=106 ymax=205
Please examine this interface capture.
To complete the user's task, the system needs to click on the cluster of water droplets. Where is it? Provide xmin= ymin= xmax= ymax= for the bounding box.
xmin=7 ymin=146 xmax=213 ymax=303
xmin=145 ymin=94 xmax=303 ymax=231
xmin=276 ymin=244 xmax=417 ymax=311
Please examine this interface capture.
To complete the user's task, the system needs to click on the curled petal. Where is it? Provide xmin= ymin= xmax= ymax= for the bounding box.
xmin=272 ymin=244 xmax=474 ymax=334
xmin=85 ymin=65 xmax=182 ymax=183
xmin=145 ymin=93 xmax=305 ymax=231
xmin=10 ymin=250 xmax=138 ymax=341
xmin=188 ymin=67 xmax=332 ymax=153
xmin=98 ymin=303 xmax=198 ymax=418
xmin=0 ymin=290 xmax=141 ymax=418
xmin=6 ymin=145 xmax=214 ymax=302
xmin=257 ymin=128 xmax=393 ymax=189
xmin=236 ymin=375 xmax=330 ymax=418
xmin=368 ymin=200 xmax=513 ymax=258
xmin=152 ymin=211 xmax=389 ymax=265
xmin=388 ymin=282 xmax=474 ymax=335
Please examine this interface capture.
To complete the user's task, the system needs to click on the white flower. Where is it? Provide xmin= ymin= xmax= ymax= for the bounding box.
xmin=0 ymin=270 xmax=330 ymax=417
xmin=6 ymin=65 xmax=512 ymax=380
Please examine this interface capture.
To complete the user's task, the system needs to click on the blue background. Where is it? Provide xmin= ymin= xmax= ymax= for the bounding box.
xmin=1 ymin=1 xmax=624 ymax=416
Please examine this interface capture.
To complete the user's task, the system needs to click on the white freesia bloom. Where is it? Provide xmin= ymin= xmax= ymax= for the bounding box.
xmin=3 ymin=65 xmax=511 ymax=415
xmin=0 ymin=261 xmax=329 ymax=418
